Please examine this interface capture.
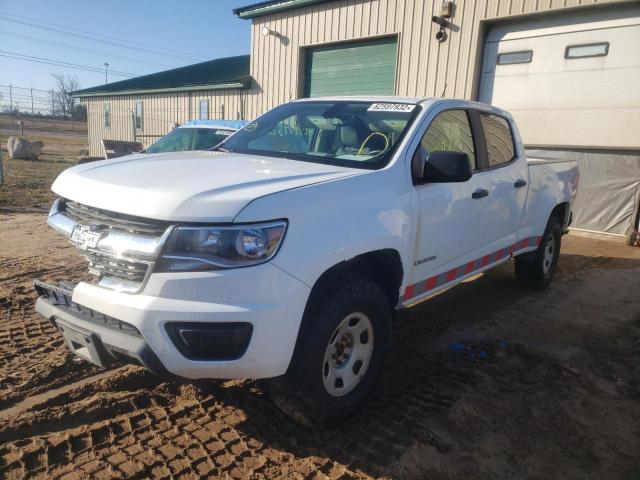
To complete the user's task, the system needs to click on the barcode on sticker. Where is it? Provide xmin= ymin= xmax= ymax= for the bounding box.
xmin=215 ymin=130 xmax=233 ymax=136
xmin=367 ymin=103 xmax=416 ymax=113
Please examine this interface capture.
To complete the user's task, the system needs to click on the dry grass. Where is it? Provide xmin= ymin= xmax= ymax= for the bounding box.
xmin=0 ymin=116 xmax=88 ymax=209
xmin=0 ymin=157 xmax=75 ymax=209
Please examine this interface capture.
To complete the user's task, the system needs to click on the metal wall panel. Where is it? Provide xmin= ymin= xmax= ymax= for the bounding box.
xmin=82 ymin=0 xmax=627 ymax=156
xmin=246 ymin=0 xmax=623 ymax=118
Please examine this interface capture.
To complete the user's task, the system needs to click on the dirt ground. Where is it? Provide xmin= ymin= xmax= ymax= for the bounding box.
xmin=0 ymin=209 xmax=638 ymax=479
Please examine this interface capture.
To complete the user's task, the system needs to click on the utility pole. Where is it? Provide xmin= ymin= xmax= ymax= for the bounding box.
xmin=9 ymin=83 xmax=13 ymax=126
xmin=104 ymin=62 xmax=109 ymax=84
xmin=51 ymin=89 xmax=55 ymax=117
xmin=30 ymin=87 xmax=35 ymax=127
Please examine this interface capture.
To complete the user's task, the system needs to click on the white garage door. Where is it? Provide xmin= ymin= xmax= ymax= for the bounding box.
xmin=479 ymin=5 xmax=640 ymax=150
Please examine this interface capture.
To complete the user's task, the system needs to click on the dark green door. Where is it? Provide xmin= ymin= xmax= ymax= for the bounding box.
xmin=303 ymin=37 xmax=398 ymax=97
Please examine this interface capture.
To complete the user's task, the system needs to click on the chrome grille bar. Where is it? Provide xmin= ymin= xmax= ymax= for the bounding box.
xmin=48 ymin=198 xmax=173 ymax=294
xmin=83 ymin=251 xmax=149 ymax=282
xmin=62 ymin=199 xmax=169 ymax=237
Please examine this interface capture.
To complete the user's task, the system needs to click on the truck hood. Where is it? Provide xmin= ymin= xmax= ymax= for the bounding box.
xmin=52 ymin=151 xmax=362 ymax=222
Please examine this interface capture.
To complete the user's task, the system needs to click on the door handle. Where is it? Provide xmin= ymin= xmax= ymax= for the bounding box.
xmin=472 ymin=188 xmax=489 ymax=199
xmin=514 ymin=179 xmax=527 ymax=188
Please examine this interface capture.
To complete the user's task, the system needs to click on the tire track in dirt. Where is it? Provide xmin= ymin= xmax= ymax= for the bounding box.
xmin=0 ymin=341 xmax=484 ymax=479
xmin=0 ymin=254 xmax=96 ymax=408
xmin=2 ymin=215 xmax=639 ymax=479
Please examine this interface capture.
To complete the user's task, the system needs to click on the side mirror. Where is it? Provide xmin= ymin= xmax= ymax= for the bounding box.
xmin=411 ymin=146 xmax=428 ymax=183
xmin=422 ymin=151 xmax=473 ymax=183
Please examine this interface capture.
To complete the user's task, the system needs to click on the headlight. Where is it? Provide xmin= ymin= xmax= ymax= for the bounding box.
xmin=155 ymin=220 xmax=287 ymax=272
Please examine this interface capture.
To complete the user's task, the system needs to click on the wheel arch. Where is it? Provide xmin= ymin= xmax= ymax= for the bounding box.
xmin=284 ymin=248 xmax=402 ymax=376
xmin=306 ymin=249 xmax=404 ymax=314
xmin=550 ymin=201 xmax=571 ymax=233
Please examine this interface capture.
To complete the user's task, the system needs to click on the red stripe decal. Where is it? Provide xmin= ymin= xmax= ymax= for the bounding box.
xmin=464 ymin=261 xmax=475 ymax=274
xmin=404 ymin=284 xmax=415 ymax=301
xmin=404 ymin=236 xmax=541 ymax=301
xmin=446 ymin=268 xmax=457 ymax=282
xmin=425 ymin=276 xmax=438 ymax=291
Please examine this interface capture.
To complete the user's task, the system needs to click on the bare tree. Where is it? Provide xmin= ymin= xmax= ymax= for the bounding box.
xmin=73 ymin=103 xmax=87 ymax=122
xmin=52 ymin=74 xmax=81 ymax=120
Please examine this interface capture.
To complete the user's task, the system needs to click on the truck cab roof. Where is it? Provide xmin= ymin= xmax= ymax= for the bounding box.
xmin=291 ymin=95 xmax=426 ymax=105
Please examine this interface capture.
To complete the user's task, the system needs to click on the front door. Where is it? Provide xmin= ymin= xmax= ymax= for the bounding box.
xmin=404 ymin=107 xmax=524 ymax=304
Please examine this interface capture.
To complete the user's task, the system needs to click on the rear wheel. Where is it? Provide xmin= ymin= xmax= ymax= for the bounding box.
xmin=267 ymin=273 xmax=391 ymax=427
xmin=515 ymin=216 xmax=562 ymax=289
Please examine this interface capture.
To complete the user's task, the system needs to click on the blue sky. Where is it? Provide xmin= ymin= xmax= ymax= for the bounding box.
xmin=0 ymin=0 xmax=251 ymax=102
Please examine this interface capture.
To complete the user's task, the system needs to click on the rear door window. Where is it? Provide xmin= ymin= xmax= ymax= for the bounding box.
xmin=479 ymin=113 xmax=515 ymax=168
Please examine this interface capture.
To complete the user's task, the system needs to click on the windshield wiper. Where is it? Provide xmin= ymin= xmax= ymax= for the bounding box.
xmin=210 ymin=145 xmax=233 ymax=153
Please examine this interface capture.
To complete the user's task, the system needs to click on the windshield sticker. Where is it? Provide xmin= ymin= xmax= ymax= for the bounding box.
xmin=367 ymin=103 xmax=416 ymax=113
xmin=215 ymin=130 xmax=232 ymax=136
xmin=244 ymin=122 xmax=257 ymax=131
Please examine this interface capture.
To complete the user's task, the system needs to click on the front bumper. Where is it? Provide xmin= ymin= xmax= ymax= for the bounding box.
xmin=35 ymin=288 xmax=170 ymax=377
xmin=34 ymin=262 xmax=311 ymax=379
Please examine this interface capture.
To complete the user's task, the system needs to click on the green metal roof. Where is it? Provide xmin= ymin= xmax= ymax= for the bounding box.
xmin=233 ymin=0 xmax=339 ymax=19
xmin=72 ymin=55 xmax=251 ymax=98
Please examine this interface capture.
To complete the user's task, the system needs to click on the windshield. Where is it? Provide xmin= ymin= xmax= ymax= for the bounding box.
xmin=221 ymin=101 xmax=420 ymax=169
xmin=145 ymin=127 xmax=234 ymax=153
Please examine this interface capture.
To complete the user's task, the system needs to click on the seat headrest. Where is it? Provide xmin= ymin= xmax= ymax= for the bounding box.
xmin=340 ymin=126 xmax=359 ymax=146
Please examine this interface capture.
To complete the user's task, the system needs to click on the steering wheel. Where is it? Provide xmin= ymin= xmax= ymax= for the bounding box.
xmin=357 ymin=131 xmax=389 ymax=156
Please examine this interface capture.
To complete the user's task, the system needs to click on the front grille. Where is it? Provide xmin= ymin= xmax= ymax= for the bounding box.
xmin=84 ymin=251 xmax=149 ymax=283
xmin=62 ymin=199 xmax=169 ymax=237
xmin=55 ymin=199 xmax=169 ymax=291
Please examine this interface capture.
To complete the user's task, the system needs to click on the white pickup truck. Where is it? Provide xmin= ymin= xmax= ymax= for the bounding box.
xmin=35 ymin=97 xmax=578 ymax=426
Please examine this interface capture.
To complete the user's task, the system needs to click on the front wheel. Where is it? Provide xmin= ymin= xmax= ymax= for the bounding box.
xmin=515 ymin=216 xmax=562 ymax=289
xmin=267 ymin=274 xmax=391 ymax=427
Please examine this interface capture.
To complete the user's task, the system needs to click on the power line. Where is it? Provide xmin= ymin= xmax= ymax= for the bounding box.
xmin=0 ymin=14 xmax=204 ymax=62
xmin=0 ymin=84 xmax=53 ymax=93
xmin=0 ymin=50 xmax=136 ymax=77
xmin=1 ymin=49 xmax=136 ymax=76
xmin=0 ymin=30 xmax=172 ymax=68
xmin=0 ymin=10 xmax=206 ymax=60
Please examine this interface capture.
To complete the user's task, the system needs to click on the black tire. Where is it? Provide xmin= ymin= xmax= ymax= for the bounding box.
xmin=515 ymin=216 xmax=562 ymax=289
xmin=266 ymin=273 xmax=391 ymax=427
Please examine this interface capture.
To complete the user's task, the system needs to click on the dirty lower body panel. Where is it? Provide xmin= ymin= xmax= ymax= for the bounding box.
xmin=33 ymin=280 xmax=170 ymax=377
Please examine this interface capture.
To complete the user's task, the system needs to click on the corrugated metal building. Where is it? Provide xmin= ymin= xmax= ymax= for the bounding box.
xmin=74 ymin=55 xmax=251 ymax=156
xmin=75 ymin=0 xmax=640 ymax=236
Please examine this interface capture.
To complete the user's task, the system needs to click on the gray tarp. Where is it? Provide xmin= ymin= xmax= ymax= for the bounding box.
xmin=527 ymin=149 xmax=640 ymax=235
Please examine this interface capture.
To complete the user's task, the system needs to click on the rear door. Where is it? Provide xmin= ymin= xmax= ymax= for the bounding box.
xmin=472 ymin=109 xmax=529 ymax=249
